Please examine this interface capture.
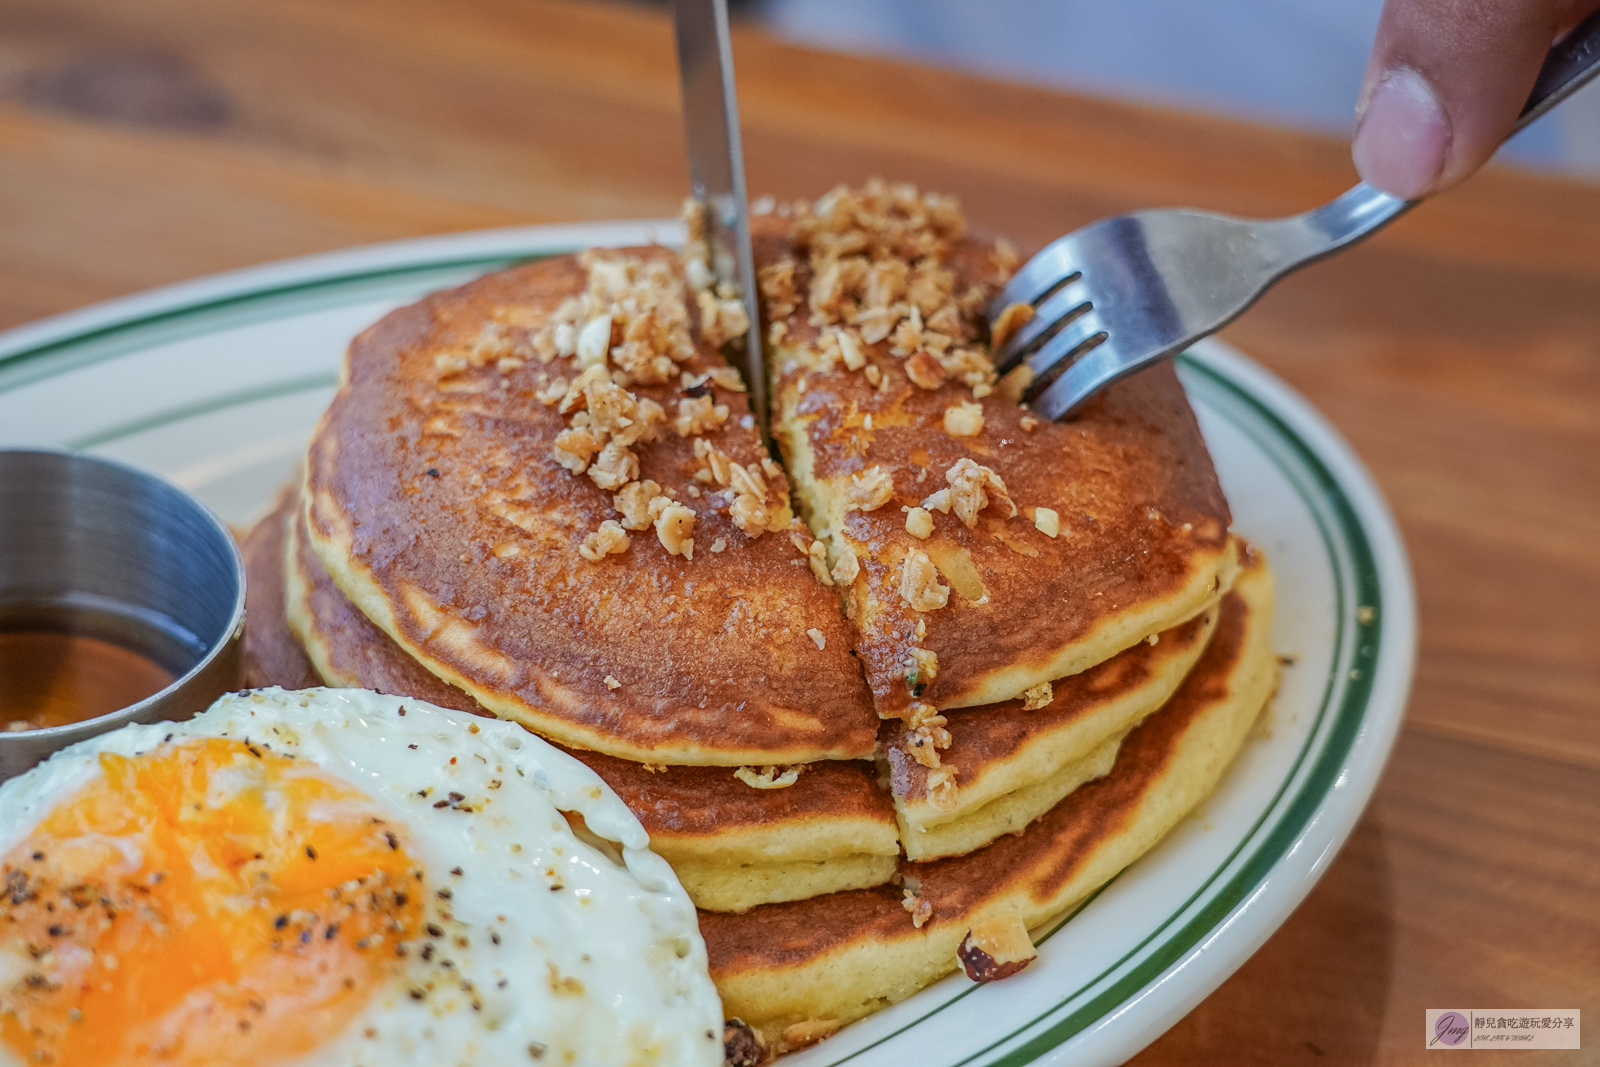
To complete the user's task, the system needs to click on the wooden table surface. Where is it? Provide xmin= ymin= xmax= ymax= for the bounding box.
xmin=1 ymin=1 xmax=1595 ymax=1061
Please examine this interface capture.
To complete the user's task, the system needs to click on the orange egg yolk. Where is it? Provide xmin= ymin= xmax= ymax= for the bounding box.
xmin=0 ymin=737 xmax=424 ymax=1067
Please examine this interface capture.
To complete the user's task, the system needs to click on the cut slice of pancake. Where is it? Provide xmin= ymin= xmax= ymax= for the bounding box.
xmin=753 ymin=184 xmax=1237 ymax=722
xmin=303 ymin=248 xmax=879 ymax=767
xmin=700 ymin=546 xmax=1276 ymax=1048
xmin=275 ymin=495 xmax=899 ymax=912
xmin=240 ymin=486 xmax=321 ymax=692
xmin=885 ymin=598 xmax=1222 ymax=861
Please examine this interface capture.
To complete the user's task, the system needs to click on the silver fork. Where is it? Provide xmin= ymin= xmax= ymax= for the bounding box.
xmin=992 ymin=9 xmax=1600 ymax=420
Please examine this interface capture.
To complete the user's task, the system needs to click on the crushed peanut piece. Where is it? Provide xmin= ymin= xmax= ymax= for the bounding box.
xmin=905 ymin=349 xmax=947 ymax=390
xmin=944 ymin=400 xmax=985 ymax=438
xmin=904 ymin=506 xmax=934 ymax=539
xmin=945 ymin=458 xmax=1017 ymax=528
xmin=653 ymin=502 xmax=697 ymax=559
xmin=603 ymin=675 xmax=622 ymax=690
xmin=926 ymin=765 xmax=959 ymax=810
xmin=673 ymin=395 xmax=730 ymax=437
xmin=830 ymin=546 xmax=860 ymax=585
xmin=900 ymin=551 xmax=950 ymax=612
xmin=710 ymin=538 xmax=727 ymax=553
xmin=806 ymin=628 xmax=827 ymax=650
xmin=806 ymin=540 xmax=833 ymax=587
xmin=780 ymin=1020 xmax=840 ymax=1051
xmin=921 ymin=488 xmax=952 ymax=514
xmin=613 ymin=480 xmax=663 ymax=531
xmin=1034 ymin=507 xmax=1061 ymax=538
xmin=902 ymin=887 xmax=934 ymax=929
xmin=1021 ymin=681 xmax=1053 ymax=711
xmin=734 ymin=765 xmax=802 ymax=790
xmin=842 ymin=466 xmax=895 ymax=512
xmin=1018 ymin=413 xmax=1040 ymax=432
xmin=578 ymin=521 xmax=630 ymax=562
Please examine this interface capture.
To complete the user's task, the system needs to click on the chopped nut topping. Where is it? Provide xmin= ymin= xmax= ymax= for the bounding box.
xmin=806 ymin=540 xmax=833 ymax=586
xmin=578 ymin=521 xmax=630 ymax=562
xmin=1034 ymin=507 xmax=1061 ymax=538
xmin=723 ymin=1019 xmax=769 ymax=1067
xmin=780 ymin=1020 xmax=840 ymax=1052
xmin=1021 ymin=681 xmax=1053 ymax=711
xmin=707 ymin=364 xmax=747 ymax=392
xmin=535 ymin=377 xmax=569 ymax=406
xmin=435 ymin=353 xmax=469 ymax=376
xmin=904 ymin=646 xmax=939 ymax=691
xmin=958 ymin=916 xmax=1037 ymax=983
xmin=603 ymin=675 xmax=622 ymax=690
xmin=806 ymin=628 xmax=827 ymax=650
xmin=943 ymin=400 xmax=985 ymax=438
xmin=830 ymin=546 xmax=860 ymax=585
xmin=903 ymin=506 xmax=934 ymax=539
xmin=586 ymin=440 xmax=639 ymax=491
xmin=780 ymin=180 xmax=998 ymax=395
xmin=989 ymin=302 xmax=1035 ymax=351
xmin=900 ymin=551 xmax=950 ymax=612
xmin=1018 ymin=412 xmax=1040 ymax=432
xmin=925 ymin=765 xmax=958 ymax=810
xmin=613 ymin=480 xmax=663 ymax=531
xmin=673 ymin=394 xmax=731 ymax=437
xmin=904 ymin=349 xmax=947 ymax=390
xmin=575 ymin=314 xmax=612 ymax=367
xmin=920 ymin=488 xmax=952 ymax=514
xmin=902 ymin=887 xmax=933 ymax=929
xmin=734 ymin=765 xmax=802 ymax=790
xmin=842 ymin=466 xmax=895 ymax=512
xmin=944 ymin=458 xmax=1017 ymax=528
xmin=654 ymin=502 xmax=697 ymax=559
xmin=552 ymin=427 xmax=602 ymax=474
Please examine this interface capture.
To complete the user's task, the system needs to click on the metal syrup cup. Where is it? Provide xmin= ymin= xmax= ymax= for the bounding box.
xmin=0 ymin=448 xmax=244 ymax=780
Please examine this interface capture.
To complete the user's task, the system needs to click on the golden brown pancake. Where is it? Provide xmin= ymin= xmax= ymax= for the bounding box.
xmin=278 ymin=496 xmax=899 ymax=911
xmin=885 ymin=599 xmax=1221 ymax=860
xmin=304 ymin=248 xmax=879 ymax=766
xmin=239 ymin=488 xmax=320 ymax=691
xmin=752 ymin=186 xmax=1236 ymax=720
xmin=701 ymin=548 xmax=1276 ymax=1048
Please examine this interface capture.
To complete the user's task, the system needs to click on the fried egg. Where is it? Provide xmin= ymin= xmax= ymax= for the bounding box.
xmin=0 ymin=688 xmax=723 ymax=1067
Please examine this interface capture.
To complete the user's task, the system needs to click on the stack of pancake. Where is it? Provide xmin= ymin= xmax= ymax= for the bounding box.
xmin=241 ymin=181 xmax=1277 ymax=1057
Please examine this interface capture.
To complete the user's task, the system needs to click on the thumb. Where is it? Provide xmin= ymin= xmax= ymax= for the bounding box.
xmin=1354 ymin=0 xmax=1600 ymax=199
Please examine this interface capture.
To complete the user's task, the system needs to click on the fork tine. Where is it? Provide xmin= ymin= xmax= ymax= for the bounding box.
xmin=993 ymin=279 xmax=1089 ymax=374
xmin=991 ymin=237 xmax=1081 ymax=314
xmin=1029 ymin=341 xmax=1149 ymax=421
xmin=1021 ymin=308 xmax=1106 ymax=385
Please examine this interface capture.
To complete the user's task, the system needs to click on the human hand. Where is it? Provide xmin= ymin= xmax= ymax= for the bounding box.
xmin=1354 ymin=0 xmax=1600 ymax=198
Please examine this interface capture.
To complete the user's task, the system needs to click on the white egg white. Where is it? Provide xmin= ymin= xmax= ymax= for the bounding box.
xmin=0 ymin=687 xmax=725 ymax=1067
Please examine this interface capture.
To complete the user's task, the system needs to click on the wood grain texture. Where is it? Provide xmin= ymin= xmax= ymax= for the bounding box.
xmin=0 ymin=1 xmax=1595 ymax=1061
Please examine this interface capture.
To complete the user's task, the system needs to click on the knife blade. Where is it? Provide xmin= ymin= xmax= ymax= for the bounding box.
xmin=670 ymin=0 xmax=768 ymax=443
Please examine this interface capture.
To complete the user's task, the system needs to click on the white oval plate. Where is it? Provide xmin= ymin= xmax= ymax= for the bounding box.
xmin=0 ymin=223 xmax=1415 ymax=1067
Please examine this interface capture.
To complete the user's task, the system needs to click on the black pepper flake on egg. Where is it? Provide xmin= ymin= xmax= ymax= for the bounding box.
xmin=274 ymin=914 xmax=289 ymax=930
xmin=450 ymin=867 xmax=463 ymax=877
xmin=305 ymin=845 xmax=318 ymax=860
xmin=385 ymin=831 xmax=400 ymax=850
xmin=437 ymin=888 xmax=452 ymax=900
xmin=425 ymin=468 xmax=440 ymax=478
xmin=426 ymin=923 xmax=444 ymax=938
xmin=246 ymin=745 xmax=262 ymax=758
xmin=489 ymin=930 xmax=501 ymax=945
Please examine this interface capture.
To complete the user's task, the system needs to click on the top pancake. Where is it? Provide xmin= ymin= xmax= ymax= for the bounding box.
xmin=304 ymin=248 xmax=878 ymax=766
xmin=755 ymin=182 xmax=1236 ymax=718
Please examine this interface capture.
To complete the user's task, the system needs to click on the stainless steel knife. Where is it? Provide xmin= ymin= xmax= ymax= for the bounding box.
xmin=670 ymin=0 xmax=768 ymax=442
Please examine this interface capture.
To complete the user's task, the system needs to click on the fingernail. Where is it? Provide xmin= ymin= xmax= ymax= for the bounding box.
xmin=1352 ymin=68 xmax=1449 ymax=199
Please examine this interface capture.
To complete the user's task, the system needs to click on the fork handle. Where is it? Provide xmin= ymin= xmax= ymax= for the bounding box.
xmin=1263 ymin=9 xmax=1600 ymax=271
